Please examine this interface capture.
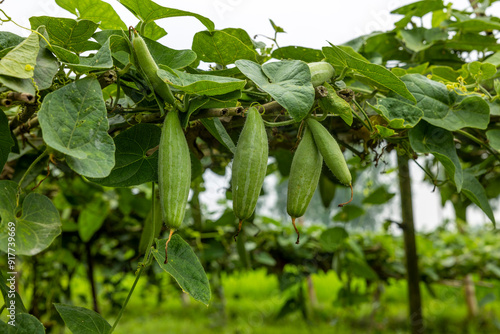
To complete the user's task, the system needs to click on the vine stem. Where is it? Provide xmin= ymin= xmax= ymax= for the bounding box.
xmin=110 ymin=183 xmax=157 ymax=333
xmin=456 ymin=129 xmax=500 ymax=161
xmin=261 ymin=118 xmax=296 ymax=127
xmin=352 ymin=99 xmax=373 ymax=131
xmin=17 ymin=149 xmax=48 ymax=195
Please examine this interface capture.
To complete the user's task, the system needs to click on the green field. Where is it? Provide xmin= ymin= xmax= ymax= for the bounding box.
xmin=98 ymin=269 xmax=499 ymax=334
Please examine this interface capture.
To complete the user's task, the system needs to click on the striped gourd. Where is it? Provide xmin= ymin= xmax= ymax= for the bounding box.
xmin=308 ymin=62 xmax=335 ymax=87
xmin=132 ymin=31 xmax=175 ymax=105
xmin=306 ymin=118 xmax=353 ymax=207
xmin=232 ymin=107 xmax=268 ymax=237
xmin=158 ymin=110 xmax=191 ymax=262
xmin=287 ymin=127 xmax=323 ymax=243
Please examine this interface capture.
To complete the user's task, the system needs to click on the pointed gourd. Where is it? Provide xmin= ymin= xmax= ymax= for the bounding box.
xmin=232 ymin=107 xmax=269 ymax=223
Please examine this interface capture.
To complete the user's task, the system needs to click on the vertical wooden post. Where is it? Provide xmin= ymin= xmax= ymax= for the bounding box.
xmin=397 ymin=155 xmax=424 ymax=334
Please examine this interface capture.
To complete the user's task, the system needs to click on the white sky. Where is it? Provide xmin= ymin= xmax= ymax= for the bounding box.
xmin=1 ymin=0 xmax=498 ymax=229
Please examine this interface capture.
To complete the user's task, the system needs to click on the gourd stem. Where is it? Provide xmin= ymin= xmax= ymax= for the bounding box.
xmin=291 ymin=217 xmax=300 ymax=244
xmin=17 ymin=148 xmax=49 ymax=196
xmin=233 ymin=219 xmax=243 ymax=242
xmin=338 ymin=184 xmax=354 ymax=207
xmin=164 ymin=229 xmax=175 ymax=264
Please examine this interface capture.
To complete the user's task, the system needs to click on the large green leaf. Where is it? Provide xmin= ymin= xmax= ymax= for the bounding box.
xmin=89 ymin=124 xmax=160 ymax=187
xmin=55 ymin=303 xmax=111 ymax=334
xmin=29 ymin=16 xmax=100 ymax=53
xmin=0 ymin=110 xmax=14 ymax=171
xmin=409 ymin=121 xmax=463 ymax=192
xmin=401 ymin=74 xmax=490 ymax=131
xmin=0 ymin=181 xmax=61 ymax=255
xmin=55 ymin=0 xmax=127 ymax=30
xmin=192 ymin=29 xmax=257 ymax=66
xmin=0 ymin=313 xmax=45 ymax=333
xmin=323 ymin=45 xmax=416 ymax=103
xmin=119 ymin=0 xmax=214 ymax=31
xmin=200 ymin=118 xmax=236 ymax=154
xmin=143 ymin=36 xmax=196 ymax=69
xmin=63 ymin=38 xmax=114 ymax=73
xmin=152 ymin=235 xmax=211 ymax=306
xmin=271 ymin=46 xmax=324 ymax=62
xmin=462 ymin=172 xmax=496 ymax=226
xmin=0 ymin=32 xmax=38 ymax=79
xmin=235 ymin=59 xmax=315 ymax=121
xmin=371 ymin=98 xmax=423 ymax=129
xmin=38 ymin=77 xmax=115 ymax=178
xmin=158 ymin=66 xmax=245 ymax=96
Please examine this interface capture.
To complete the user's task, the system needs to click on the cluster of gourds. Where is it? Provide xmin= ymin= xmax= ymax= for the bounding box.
xmin=131 ymin=30 xmax=352 ymax=260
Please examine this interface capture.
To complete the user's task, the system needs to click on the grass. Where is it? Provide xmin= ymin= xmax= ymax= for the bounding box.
xmin=105 ymin=269 xmax=500 ymax=334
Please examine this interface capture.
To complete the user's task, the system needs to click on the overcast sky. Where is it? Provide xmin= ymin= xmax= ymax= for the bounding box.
xmin=1 ymin=0 xmax=498 ymax=229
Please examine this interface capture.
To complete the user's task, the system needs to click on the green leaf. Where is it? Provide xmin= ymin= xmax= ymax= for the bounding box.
xmin=319 ymin=227 xmax=348 ymax=252
xmin=398 ymin=28 xmax=448 ymax=52
xmin=462 ymin=171 xmax=496 ymax=226
xmin=0 ymin=31 xmax=24 ymax=50
xmin=0 ymin=313 xmax=45 ymax=333
xmin=200 ymin=118 xmax=236 ymax=154
xmin=467 ymin=61 xmax=497 ymax=81
xmin=33 ymin=28 xmax=59 ymax=90
xmin=0 ymin=32 xmax=38 ymax=79
xmin=363 ymin=186 xmax=395 ymax=205
xmin=236 ymin=59 xmax=315 ymax=121
xmin=30 ymin=16 xmax=100 ymax=53
xmin=0 ymin=181 xmax=61 ymax=255
xmin=89 ymin=124 xmax=161 ymax=187
xmin=323 ymin=45 xmax=416 ymax=103
xmin=142 ymin=36 xmax=196 ymax=69
xmin=63 ymin=38 xmax=114 ymax=73
xmin=430 ymin=66 xmax=466 ymax=83
xmin=192 ymin=29 xmax=257 ymax=66
xmin=333 ymin=205 xmax=365 ymax=222
xmin=78 ymin=199 xmax=108 ymax=242
xmin=375 ymin=125 xmax=396 ymax=138
xmin=446 ymin=32 xmax=500 ymax=52
xmin=269 ymin=19 xmax=285 ymax=33
xmin=371 ymin=98 xmax=423 ymax=128
xmin=140 ymin=21 xmax=167 ymax=41
xmin=0 ymin=110 xmax=14 ymax=171
xmin=54 ymin=303 xmax=111 ymax=334
xmin=485 ymin=51 xmax=500 ymax=67
xmin=158 ymin=66 xmax=245 ymax=96
xmin=318 ymin=83 xmax=353 ymax=126
xmin=449 ymin=16 xmax=500 ymax=32
xmin=391 ymin=0 xmax=444 ymax=17
xmin=38 ymin=77 xmax=115 ymax=178
xmin=0 ymin=75 xmax=35 ymax=95
xmin=55 ymin=0 xmax=127 ymax=30
xmin=152 ymin=235 xmax=211 ymax=306
xmin=271 ymin=46 xmax=324 ymax=62
xmin=49 ymin=45 xmax=79 ymax=63
xmin=119 ymin=0 xmax=214 ymax=31
xmin=401 ymin=74 xmax=490 ymax=131
xmin=409 ymin=121 xmax=463 ymax=192
xmin=486 ymin=129 xmax=500 ymax=151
